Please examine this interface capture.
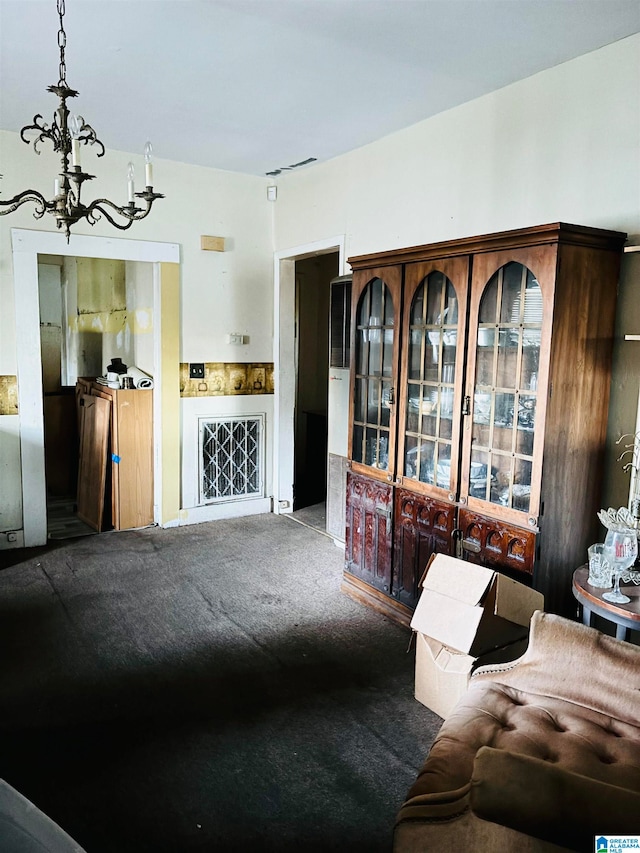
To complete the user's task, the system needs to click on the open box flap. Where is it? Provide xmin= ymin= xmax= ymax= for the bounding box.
xmin=493 ymin=574 xmax=545 ymax=626
xmin=421 ymin=554 xmax=495 ymax=605
xmin=413 ymin=554 xmax=543 ymax=655
xmin=411 ymin=587 xmax=485 ymax=653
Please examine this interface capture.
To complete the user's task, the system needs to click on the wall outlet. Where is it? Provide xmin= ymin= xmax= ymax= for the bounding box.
xmin=189 ymin=363 xmax=205 ymax=379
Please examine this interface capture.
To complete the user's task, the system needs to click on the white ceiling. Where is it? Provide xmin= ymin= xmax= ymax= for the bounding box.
xmin=1 ymin=0 xmax=639 ymax=177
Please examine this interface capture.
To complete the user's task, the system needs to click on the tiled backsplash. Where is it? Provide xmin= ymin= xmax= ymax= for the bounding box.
xmin=0 ymin=376 xmax=18 ymax=414
xmin=0 ymin=367 xmax=275 ymax=408
xmin=180 ymin=363 xmax=274 ymax=397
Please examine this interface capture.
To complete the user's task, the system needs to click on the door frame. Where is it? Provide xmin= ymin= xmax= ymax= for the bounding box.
xmin=11 ymin=227 xmax=180 ymax=546
xmin=273 ymin=236 xmax=346 ymax=512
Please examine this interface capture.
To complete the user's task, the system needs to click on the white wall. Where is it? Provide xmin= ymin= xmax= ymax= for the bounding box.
xmin=273 ymin=34 xmax=640 ymax=508
xmin=126 ymin=261 xmax=154 ymax=376
xmin=1 ymin=33 xmax=639 ymax=537
xmin=274 ymin=36 xmax=639 ymax=254
xmin=0 ymin=133 xmax=274 ymax=366
xmin=0 ymin=130 xmax=274 ymax=536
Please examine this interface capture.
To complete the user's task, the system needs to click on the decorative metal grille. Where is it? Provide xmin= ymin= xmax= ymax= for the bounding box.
xmin=199 ymin=415 xmax=264 ymax=503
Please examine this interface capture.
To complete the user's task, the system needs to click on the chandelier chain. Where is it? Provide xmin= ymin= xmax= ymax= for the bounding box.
xmin=0 ymin=0 xmax=163 ymax=239
xmin=57 ymin=0 xmax=67 ymax=86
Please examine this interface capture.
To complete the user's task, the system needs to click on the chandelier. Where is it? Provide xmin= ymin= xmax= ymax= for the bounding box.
xmin=0 ymin=0 xmax=163 ymax=240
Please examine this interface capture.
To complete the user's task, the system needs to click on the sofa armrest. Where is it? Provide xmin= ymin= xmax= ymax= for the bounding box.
xmin=470 ymin=611 xmax=640 ymax=726
xmin=470 ymin=746 xmax=640 ymax=851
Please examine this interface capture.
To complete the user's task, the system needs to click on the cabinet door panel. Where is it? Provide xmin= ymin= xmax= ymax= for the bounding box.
xmin=345 ymin=471 xmax=393 ymax=594
xmin=461 ymin=246 xmax=555 ymax=527
xmin=77 ymin=394 xmax=111 ymax=532
xmin=393 ymin=489 xmax=456 ymax=608
xmin=349 ymin=267 xmax=403 ymax=483
xmin=458 ymin=508 xmax=536 ymax=580
xmin=397 ymin=257 xmax=469 ymax=500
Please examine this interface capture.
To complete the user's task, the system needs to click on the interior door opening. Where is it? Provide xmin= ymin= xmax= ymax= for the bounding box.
xmin=38 ymin=254 xmax=156 ymax=540
xmin=292 ymin=253 xmax=339 ymax=528
xmin=38 ymin=257 xmax=85 ymax=539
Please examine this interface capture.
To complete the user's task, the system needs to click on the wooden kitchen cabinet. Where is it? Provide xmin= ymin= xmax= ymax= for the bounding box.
xmin=90 ymin=384 xmax=154 ymax=530
xmin=344 ymin=223 xmax=627 ymax=623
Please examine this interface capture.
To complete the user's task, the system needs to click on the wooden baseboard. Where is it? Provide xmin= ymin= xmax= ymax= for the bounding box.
xmin=341 ymin=572 xmax=413 ymax=630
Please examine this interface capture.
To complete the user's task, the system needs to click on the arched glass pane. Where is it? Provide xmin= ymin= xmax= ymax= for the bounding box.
xmin=352 ymin=278 xmax=395 ymax=471
xmin=404 ymin=271 xmax=458 ymax=489
xmin=471 ymin=262 xmax=542 ymax=512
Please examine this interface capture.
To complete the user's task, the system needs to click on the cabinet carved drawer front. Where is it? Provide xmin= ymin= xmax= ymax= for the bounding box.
xmin=393 ymin=489 xmax=456 ymax=609
xmin=458 ymin=508 xmax=535 ymax=578
xmin=345 ymin=471 xmax=393 ymax=594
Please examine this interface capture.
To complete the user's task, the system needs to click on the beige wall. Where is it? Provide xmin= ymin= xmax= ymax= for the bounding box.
xmin=0 ymin=132 xmax=274 ymax=536
xmin=1 ymin=33 xmax=638 ymax=537
xmin=273 ymin=34 xmax=640 ymax=510
xmin=0 ymin=135 xmax=274 ymax=372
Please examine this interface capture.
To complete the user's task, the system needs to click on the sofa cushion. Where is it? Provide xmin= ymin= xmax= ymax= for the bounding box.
xmin=404 ymin=679 xmax=640 ymax=804
xmin=471 ymin=746 xmax=640 ymax=849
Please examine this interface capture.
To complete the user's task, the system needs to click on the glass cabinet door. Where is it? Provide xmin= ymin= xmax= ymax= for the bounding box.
xmin=464 ymin=261 xmax=544 ymax=517
xmin=350 ymin=269 xmax=402 ymax=479
xmin=403 ymin=272 xmax=457 ymax=487
xmin=399 ymin=257 xmax=469 ymax=498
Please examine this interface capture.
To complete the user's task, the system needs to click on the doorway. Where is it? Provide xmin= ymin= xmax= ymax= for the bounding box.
xmin=38 ymin=254 xmax=157 ymax=539
xmin=11 ymin=228 xmax=181 ymax=548
xmin=38 ymin=256 xmax=87 ymax=538
xmin=273 ymin=236 xmax=346 ymax=536
xmin=292 ymin=254 xmax=339 ymax=529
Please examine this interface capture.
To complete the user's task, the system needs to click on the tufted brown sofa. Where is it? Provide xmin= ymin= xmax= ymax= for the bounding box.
xmin=394 ymin=610 xmax=640 ymax=852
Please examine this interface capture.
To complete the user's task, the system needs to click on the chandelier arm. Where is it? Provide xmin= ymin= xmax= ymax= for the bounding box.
xmin=76 ymin=121 xmax=106 ymax=157
xmin=21 ymin=115 xmax=47 ymax=141
xmin=0 ymin=190 xmax=51 ymax=217
xmin=20 ymin=115 xmax=63 ymax=154
xmin=83 ymin=197 xmax=159 ymax=230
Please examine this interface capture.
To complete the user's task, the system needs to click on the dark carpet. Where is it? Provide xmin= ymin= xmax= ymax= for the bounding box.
xmin=0 ymin=514 xmax=441 ymax=852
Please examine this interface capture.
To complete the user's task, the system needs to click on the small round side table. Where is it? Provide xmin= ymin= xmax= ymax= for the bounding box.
xmin=572 ymin=565 xmax=640 ymax=641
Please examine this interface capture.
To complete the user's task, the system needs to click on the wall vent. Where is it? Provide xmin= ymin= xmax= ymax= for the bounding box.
xmin=199 ymin=415 xmax=264 ymax=504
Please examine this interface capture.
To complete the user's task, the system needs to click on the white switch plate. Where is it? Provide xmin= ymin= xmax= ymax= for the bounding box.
xmin=226 ymin=333 xmax=244 ymax=345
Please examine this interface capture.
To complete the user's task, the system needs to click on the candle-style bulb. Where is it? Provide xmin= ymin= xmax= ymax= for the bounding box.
xmin=69 ymin=114 xmax=82 ymax=167
xmin=127 ymin=162 xmax=135 ymax=202
xmin=68 ymin=114 xmax=82 ymax=139
xmin=144 ymin=141 xmax=154 ymax=187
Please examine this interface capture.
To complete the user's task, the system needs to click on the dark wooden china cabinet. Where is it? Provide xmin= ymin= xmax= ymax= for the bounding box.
xmin=343 ymin=223 xmax=627 ymax=624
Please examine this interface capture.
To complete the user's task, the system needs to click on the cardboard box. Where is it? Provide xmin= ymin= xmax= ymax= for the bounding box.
xmin=411 ymin=554 xmax=544 ymax=718
xmin=414 ymin=632 xmax=530 ymax=719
